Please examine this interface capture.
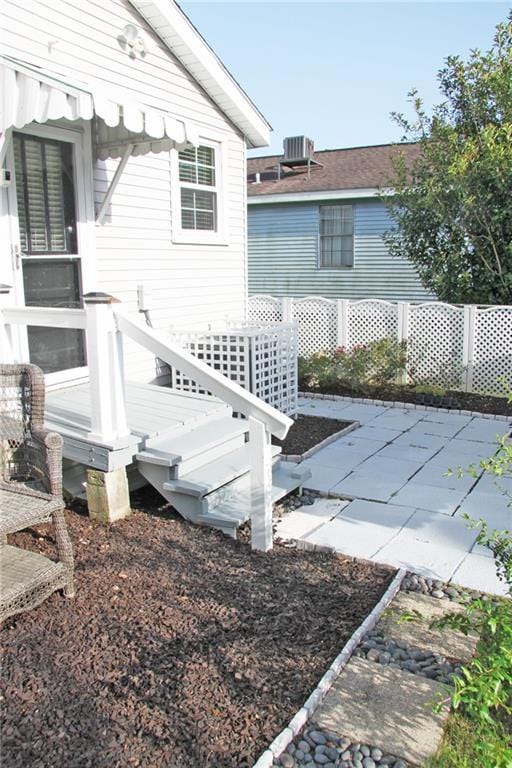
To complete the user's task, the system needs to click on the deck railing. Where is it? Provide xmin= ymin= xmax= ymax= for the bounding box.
xmin=0 ymin=289 xmax=292 ymax=551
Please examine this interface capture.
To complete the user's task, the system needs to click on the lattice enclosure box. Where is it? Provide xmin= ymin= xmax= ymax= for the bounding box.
xmin=169 ymin=322 xmax=297 ymax=414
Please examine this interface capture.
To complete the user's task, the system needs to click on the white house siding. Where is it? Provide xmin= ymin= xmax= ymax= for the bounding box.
xmin=3 ymin=0 xmax=248 ymax=382
xmin=248 ymin=200 xmax=432 ymax=301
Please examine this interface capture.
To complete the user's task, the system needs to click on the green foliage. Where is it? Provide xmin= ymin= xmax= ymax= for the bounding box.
xmin=298 ymin=337 xmax=407 ymax=393
xmin=384 ymin=12 xmax=512 ymax=304
xmin=431 ymin=410 xmax=512 ymax=768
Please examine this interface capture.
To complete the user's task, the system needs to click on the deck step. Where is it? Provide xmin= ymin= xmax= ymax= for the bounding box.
xmin=137 ymin=416 xmax=248 ymax=469
xmin=196 ymin=463 xmax=312 ymax=536
xmin=162 ymin=443 xmax=282 ymax=498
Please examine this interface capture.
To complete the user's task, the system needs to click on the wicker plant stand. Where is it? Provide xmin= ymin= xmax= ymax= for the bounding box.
xmin=0 ymin=364 xmax=75 ymax=622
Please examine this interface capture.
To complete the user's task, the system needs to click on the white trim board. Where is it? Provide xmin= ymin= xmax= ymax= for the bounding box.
xmin=129 ymin=0 xmax=271 ymax=148
xmin=247 ymin=187 xmax=393 ymax=205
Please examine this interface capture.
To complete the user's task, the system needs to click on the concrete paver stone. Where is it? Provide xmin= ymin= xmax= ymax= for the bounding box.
xmin=378 ymin=592 xmax=478 ymax=661
xmin=315 ymin=657 xmax=450 ymax=766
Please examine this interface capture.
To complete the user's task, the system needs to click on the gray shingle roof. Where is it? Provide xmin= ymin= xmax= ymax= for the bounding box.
xmin=247 ymin=142 xmax=420 ymax=196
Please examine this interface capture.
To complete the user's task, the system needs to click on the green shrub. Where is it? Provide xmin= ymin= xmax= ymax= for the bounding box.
xmin=298 ymin=337 xmax=408 ymax=393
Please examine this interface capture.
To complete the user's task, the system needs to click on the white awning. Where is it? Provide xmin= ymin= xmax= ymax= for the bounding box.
xmin=0 ymin=56 xmax=199 ymax=159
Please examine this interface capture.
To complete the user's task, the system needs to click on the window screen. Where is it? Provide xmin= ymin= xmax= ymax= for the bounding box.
xmin=319 ymin=205 xmax=354 ymax=267
xmin=178 ymin=145 xmax=217 ymax=232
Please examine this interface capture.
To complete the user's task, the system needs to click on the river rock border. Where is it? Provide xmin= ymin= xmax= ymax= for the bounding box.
xmin=251 ymin=568 xmax=407 ymax=768
xmin=298 ymin=391 xmax=511 ymax=423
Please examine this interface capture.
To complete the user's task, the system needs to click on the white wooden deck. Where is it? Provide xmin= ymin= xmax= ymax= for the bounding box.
xmin=45 ymin=382 xmax=230 ymax=472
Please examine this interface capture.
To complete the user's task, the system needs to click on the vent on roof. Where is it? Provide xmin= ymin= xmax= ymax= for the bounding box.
xmin=283 ymin=135 xmax=314 ymax=165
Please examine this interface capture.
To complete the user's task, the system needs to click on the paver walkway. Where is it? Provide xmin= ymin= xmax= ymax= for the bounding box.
xmin=277 ymin=398 xmax=511 ymax=595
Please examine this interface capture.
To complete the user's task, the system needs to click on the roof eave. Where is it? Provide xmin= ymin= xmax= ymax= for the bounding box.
xmin=247 ymin=187 xmax=393 ymax=204
xmin=129 ymin=0 xmax=271 ymax=147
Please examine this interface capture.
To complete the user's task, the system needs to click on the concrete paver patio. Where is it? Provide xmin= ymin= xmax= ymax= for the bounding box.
xmin=278 ymin=398 xmax=511 ymax=595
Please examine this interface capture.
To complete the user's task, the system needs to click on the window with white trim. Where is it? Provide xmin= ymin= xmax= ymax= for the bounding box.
xmin=178 ymin=145 xmax=217 ymax=231
xmin=319 ymin=204 xmax=354 ymax=268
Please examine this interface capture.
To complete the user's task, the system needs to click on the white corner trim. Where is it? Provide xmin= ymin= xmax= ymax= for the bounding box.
xmin=251 ymin=568 xmax=407 ymax=767
xmin=247 ymin=187 xmax=391 ymax=205
xmin=129 ymin=0 xmax=271 ymax=148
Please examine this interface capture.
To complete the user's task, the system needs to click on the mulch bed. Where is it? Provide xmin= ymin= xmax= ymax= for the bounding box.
xmin=1 ymin=494 xmax=393 ymax=768
xmin=272 ymin=414 xmax=353 ymax=455
xmin=301 ymin=382 xmax=512 ymax=417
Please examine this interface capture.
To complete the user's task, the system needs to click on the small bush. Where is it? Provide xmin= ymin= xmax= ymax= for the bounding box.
xmin=298 ymin=337 xmax=408 ymax=393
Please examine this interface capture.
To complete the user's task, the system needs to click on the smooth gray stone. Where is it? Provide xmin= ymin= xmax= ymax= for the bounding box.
xmin=362 ymin=759 xmax=376 ymax=768
xmin=371 ymin=748 xmax=383 ymax=761
xmin=309 ymin=731 xmax=327 ymax=745
xmin=280 ymin=754 xmax=295 ymax=768
xmin=298 ymin=741 xmax=311 ymax=754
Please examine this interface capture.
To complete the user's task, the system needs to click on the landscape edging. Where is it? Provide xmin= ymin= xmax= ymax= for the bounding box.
xmin=298 ymin=391 xmax=511 ymax=422
xmin=281 ymin=420 xmax=360 ymax=463
xmin=251 ymin=568 xmax=407 ymax=768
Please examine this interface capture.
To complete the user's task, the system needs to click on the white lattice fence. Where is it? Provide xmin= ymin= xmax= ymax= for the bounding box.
xmin=247 ymin=295 xmax=512 ymax=395
xmin=472 ymin=307 xmax=512 ymax=395
xmin=248 ymin=295 xmax=282 ymax=325
xmin=293 ymin=297 xmax=338 ymax=356
xmin=407 ymin=303 xmax=466 ymax=388
xmin=346 ymin=300 xmax=399 ymax=348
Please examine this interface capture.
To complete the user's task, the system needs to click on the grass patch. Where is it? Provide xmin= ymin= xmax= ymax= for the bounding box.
xmin=427 ymin=711 xmax=512 ymax=768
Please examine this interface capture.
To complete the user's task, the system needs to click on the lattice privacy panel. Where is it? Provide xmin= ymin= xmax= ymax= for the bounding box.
xmin=248 ymin=295 xmax=282 ymax=325
xmin=408 ymin=303 xmax=465 ymax=387
xmin=472 ymin=307 xmax=512 ymax=395
xmin=170 ymin=322 xmax=297 ymax=414
xmin=346 ymin=300 xmax=398 ymax=348
xmin=294 ymin=298 xmax=337 ymax=356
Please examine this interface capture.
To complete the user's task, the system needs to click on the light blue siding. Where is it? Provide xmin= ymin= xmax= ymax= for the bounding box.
xmin=248 ymin=199 xmax=432 ymax=300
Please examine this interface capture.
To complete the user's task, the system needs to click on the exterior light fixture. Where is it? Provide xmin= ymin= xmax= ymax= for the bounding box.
xmin=118 ymin=24 xmax=148 ymax=58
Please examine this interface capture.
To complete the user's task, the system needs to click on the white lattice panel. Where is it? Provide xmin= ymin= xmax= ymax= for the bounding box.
xmin=294 ymin=298 xmax=337 ymax=356
xmin=251 ymin=324 xmax=297 ymax=414
xmin=248 ymin=295 xmax=282 ymax=324
xmin=346 ymin=300 xmax=399 ymax=348
xmin=169 ymin=323 xmax=297 ymax=413
xmin=472 ymin=307 xmax=512 ymax=395
xmin=408 ymin=303 xmax=465 ymax=387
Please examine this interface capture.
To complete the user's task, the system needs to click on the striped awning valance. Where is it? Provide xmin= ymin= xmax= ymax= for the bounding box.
xmin=0 ymin=56 xmax=199 ymax=159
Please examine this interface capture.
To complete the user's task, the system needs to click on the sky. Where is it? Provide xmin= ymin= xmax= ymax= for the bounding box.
xmin=179 ymin=1 xmax=509 ymax=157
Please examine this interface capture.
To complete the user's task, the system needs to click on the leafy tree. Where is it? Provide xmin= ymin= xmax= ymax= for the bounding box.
xmin=384 ymin=12 xmax=512 ymax=304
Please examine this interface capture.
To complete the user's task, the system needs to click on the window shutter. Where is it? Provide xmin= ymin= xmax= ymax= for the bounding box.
xmin=13 ymin=135 xmax=76 ymax=255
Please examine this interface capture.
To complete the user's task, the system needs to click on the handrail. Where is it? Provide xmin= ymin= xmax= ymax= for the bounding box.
xmin=114 ymin=310 xmax=293 ymax=440
xmin=2 ymin=306 xmax=87 ymax=329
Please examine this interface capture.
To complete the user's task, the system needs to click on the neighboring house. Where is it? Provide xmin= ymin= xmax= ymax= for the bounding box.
xmin=1 ymin=0 xmax=270 ymax=387
xmin=247 ymin=139 xmax=432 ymax=301
xmin=0 ymin=0 xmax=305 ymax=540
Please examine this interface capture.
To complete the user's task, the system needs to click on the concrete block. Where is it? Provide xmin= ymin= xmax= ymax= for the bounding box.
xmin=86 ymin=467 xmax=131 ymax=523
xmin=315 ymin=657 xmax=450 ymax=766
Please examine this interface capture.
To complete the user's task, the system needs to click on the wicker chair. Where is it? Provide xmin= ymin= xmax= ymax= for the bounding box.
xmin=0 ymin=364 xmax=74 ymax=621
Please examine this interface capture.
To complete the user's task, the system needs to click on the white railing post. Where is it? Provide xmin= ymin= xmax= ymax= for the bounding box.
xmin=249 ymin=416 xmax=273 ymax=551
xmin=463 ymin=304 xmax=477 ymax=393
xmin=397 ymin=302 xmax=409 ymax=384
xmin=0 ymin=284 xmax=15 ymax=363
xmin=282 ymin=296 xmax=294 ymax=323
xmin=83 ymin=293 xmax=129 ymax=443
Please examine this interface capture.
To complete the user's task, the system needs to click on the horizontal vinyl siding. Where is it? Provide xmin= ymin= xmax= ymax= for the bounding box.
xmin=248 ymin=200 xmax=432 ymax=301
xmin=4 ymin=0 xmax=248 ymax=383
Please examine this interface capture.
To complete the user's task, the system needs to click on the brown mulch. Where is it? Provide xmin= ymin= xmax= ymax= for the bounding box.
xmin=301 ymin=382 xmax=512 ymax=417
xmin=272 ymin=414 xmax=353 ymax=455
xmin=1 ymin=495 xmax=393 ymax=768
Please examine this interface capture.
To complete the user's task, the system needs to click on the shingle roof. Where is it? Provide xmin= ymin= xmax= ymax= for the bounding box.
xmin=247 ymin=142 xmax=420 ymax=196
